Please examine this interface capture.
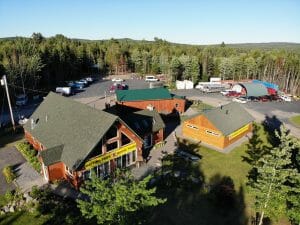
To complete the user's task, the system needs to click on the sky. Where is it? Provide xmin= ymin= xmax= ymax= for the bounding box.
xmin=0 ymin=0 xmax=299 ymax=44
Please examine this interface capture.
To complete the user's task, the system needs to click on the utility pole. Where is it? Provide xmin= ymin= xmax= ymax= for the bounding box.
xmin=1 ymin=75 xmax=16 ymax=130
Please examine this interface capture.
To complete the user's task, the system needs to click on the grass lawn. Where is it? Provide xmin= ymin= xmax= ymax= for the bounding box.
xmin=0 ymin=211 xmax=49 ymax=225
xmin=289 ymin=114 xmax=300 ymax=127
xmin=148 ymin=124 xmax=290 ymax=225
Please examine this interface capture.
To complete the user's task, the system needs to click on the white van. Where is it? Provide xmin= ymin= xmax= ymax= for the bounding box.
xmin=145 ymin=76 xmax=159 ymax=82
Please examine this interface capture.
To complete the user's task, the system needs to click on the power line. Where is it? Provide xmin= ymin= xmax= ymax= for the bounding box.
xmin=7 ymin=84 xmax=49 ymax=94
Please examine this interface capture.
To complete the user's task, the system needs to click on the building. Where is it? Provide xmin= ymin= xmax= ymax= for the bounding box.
xmin=24 ymin=92 xmax=145 ymax=188
xmin=121 ymin=109 xmax=165 ymax=157
xmin=231 ymin=83 xmax=268 ymax=97
xmin=115 ymin=88 xmax=186 ymax=115
xmin=182 ymin=103 xmax=254 ymax=150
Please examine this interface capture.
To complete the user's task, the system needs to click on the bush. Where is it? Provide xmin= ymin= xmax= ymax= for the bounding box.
xmin=16 ymin=142 xmax=41 ymax=172
xmin=2 ymin=165 xmax=16 ymax=183
xmin=4 ymin=190 xmax=14 ymax=202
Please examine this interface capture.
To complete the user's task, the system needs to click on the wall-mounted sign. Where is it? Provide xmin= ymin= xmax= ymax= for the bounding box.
xmin=85 ymin=143 xmax=136 ymax=170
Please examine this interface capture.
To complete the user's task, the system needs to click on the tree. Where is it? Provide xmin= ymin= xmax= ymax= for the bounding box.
xmin=248 ymin=126 xmax=299 ymax=225
xmin=77 ymin=170 xmax=166 ymax=225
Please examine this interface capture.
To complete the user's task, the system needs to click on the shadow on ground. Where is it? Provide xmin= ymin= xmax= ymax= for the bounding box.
xmin=141 ymin=153 xmax=248 ymax=225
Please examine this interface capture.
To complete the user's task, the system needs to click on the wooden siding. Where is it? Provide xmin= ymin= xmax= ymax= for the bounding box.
xmin=182 ymin=114 xmax=252 ymax=149
xmin=117 ymin=98 xmax=185 ymax=114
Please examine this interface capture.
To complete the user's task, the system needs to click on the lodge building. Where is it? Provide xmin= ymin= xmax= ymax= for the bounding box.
xmin=182 ymin=102 xmax=254 ymax=150
xmin=24 ymin=92 xmax=165 ymax=188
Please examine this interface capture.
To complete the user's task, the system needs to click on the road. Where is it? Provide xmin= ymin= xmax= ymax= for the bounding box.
xmin=1 ymin=78 xmax=300 ymax=136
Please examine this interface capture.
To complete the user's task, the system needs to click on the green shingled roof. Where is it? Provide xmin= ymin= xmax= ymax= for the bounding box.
xmin=24 ymin=92 xmax=118 ymax=170
xmin=40 ymin=145 xmax=64 ymax=166
xmin=121 ymin=109 xmax=165 ymax=137
xmin=116 ymin=88 xmax=172 ymax=102
xmin=240 ymin=83 xmax=268 ymax=97
xmin=202 ymin=102 xmax=254 ymax=136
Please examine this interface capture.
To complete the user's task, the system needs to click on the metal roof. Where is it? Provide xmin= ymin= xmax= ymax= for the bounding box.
xmin=116 ymin=88 xmax=172 ymax=102
xmin=240 ymin=83 xmax=268 ymax=97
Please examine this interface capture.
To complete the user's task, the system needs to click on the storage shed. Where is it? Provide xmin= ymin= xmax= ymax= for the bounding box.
xmin=182 ymin=103 xmax=254 ymax=150
xmin=116 ymin=88 xmax=186 ymax=114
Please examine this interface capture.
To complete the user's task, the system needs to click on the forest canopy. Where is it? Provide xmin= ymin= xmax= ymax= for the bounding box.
xmin=0 ymin=33 xmax=299 ymax=95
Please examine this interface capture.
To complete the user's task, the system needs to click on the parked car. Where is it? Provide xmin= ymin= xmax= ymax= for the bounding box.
xmin=78 ymin=79 xmax=89 ymax=86
xmin=232 ymin=97 xmax=248 ymax=104
xmin=267 ymin=95 xmax=282 ymax=102
xmin=246 ymin=96 xmax=259 ymax=102
xmin=56 ymin=87 xmax=72 ymax=96
xmin=67 ymin=81 xmax=84 ymax=90
xmin=109 ymin=83 xmax=127 ymax=93
xmin=85 ymin=77 xmax=94 ymax=83
xmin=145 ymin=75 xmax=159 ymax=82
xmin=220 ymin=89 xmax=232 ymax=96
xmin=225 ymin=91 xmax=240 ymax=97
xmin=15 ymin=94 xmax=28 ymax=106
xmin=112 ymin=78 xmax=124 ymax=82
xmin=258 ymin=96 xmax=270 ymax=102
xmin=280 ymin=95 xmax=292 ymax=102
xmin=175 ymin=149 xmax=200 ymax=162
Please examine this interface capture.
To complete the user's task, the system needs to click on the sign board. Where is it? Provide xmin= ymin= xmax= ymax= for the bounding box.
xmin=85 ymin=143 xmax=136 ymax=170
xmin=228 ymin=124 xmax=250 ymax=140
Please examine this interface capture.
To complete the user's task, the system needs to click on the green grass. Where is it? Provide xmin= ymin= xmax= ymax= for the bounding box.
xmin=147 ymin=124 xmax=292 ymax=225
xmin=289 ymin=115 xmax=300 ymax=127
xmin=0 ymin=211 xmax=49 ymax=225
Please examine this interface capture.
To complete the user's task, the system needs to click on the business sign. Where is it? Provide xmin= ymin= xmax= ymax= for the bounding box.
xmin=228 ymin=124 xmax=250 ymax=140
xmin=85 ymin=143 xmax=136 ymax=170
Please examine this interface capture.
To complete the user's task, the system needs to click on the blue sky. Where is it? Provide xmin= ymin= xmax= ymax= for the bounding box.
xmin=0 ymin=0 xmax=299 ymax=44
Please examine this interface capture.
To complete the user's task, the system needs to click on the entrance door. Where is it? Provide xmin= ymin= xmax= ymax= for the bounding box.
xmin=42 ymin=163 xmax=49 ymax=182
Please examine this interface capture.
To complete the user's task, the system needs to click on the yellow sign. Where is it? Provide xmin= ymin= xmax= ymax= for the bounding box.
xmin=85 ymin=143 xmax=137 ymax=170
xmin=228 ymin=124 xmax=250 ymax=140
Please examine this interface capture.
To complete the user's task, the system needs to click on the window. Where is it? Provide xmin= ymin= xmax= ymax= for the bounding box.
xmin=107 ymin=142 xmax=118 ymax=152
xmin=186 ymin=124 xmax=199 ymax=130
xmin=121 ymin=133 xmax=131 ymax=146
xmin=83 ymin=170 xmax=91 ymax=180
xmin=106 ymin=125 xmax=118 ymax=140
xmin=206 ymin=130 xmax=220 ymax=136
xmin=132 ymin=150 xmax=136 ymax=163
xmin=175 ymin=103 xmax=179 ymax=108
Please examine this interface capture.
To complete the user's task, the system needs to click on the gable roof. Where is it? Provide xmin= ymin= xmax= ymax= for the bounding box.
xmin=24 ymin=92 xmax=118 ymax=170
xmin=202 ymin=102 xmax=254 ymax=136
xmin=240 ymin=83 xmax=268 ymax=97
xmin=121 ymin=109 xmax=165 ymax=137
xmin=116 ymin=88 xmax=172 ymax=102
xmin=40 ymin=145 xmax=64 ymax=166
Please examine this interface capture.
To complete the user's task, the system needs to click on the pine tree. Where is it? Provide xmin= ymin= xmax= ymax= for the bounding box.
xmin=248 ymin=126 xmax=299 ymax=225
xmin=77 ymin=170 xmax=166 ymax=225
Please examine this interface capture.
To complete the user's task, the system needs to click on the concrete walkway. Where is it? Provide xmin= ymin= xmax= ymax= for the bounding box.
xmin=14 ymin=162 xmax=46 ymax=193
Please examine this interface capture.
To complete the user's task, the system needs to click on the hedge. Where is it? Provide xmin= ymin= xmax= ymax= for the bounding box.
xmin=2 ymin=165 xmax=16 ymax=184
xmin=16 ymin=142 xmax=41 ymax=172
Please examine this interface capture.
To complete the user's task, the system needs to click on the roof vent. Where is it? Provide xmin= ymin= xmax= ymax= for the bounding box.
xmin=31 ymin=118 xmax=35 ymax=130
xmin=45 ymin=115 xmax=48 ymax=122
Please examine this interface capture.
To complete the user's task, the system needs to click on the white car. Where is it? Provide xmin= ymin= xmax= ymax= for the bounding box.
xmin=145 ymin=76 xmax=159 ymax=82
xmin=221 ymin=90 xmax=232 ymax=96
xmin=232 ymin=97 xmax=248 ymax=104
xmin=111 ymin=78 xmax=124 ymax=82
xmin=280 ymin=95 xmax=292 ymax=102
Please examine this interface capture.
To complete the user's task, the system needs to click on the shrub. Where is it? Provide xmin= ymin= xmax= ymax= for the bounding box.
xmin=4 ymin=190 xmax=14 ymax=202
xmin=16 ymin=142 xmax=41 ymax=172
xmin=2 ymin=165 xmax=16 ymax=183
